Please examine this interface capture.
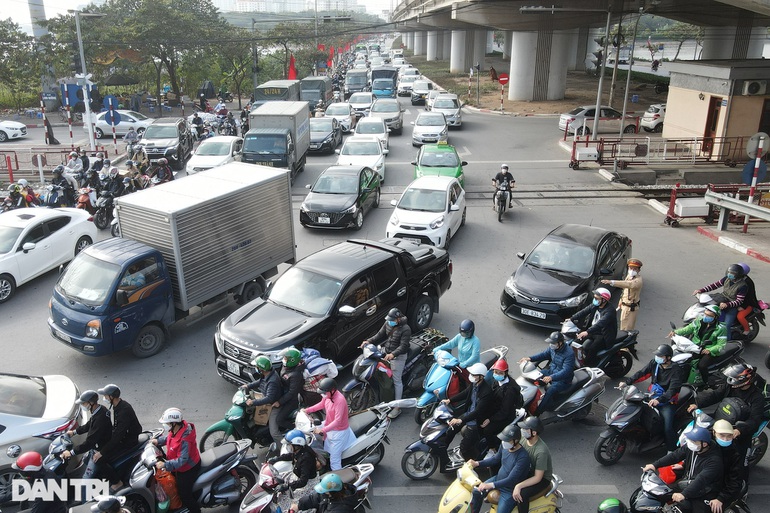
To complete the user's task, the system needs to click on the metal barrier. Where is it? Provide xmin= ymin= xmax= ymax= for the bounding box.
xmin=663 ymin=182 xmax=770 ymax=228
xmin=0 ymin=146 xmax=118 ymax=183
xmin=705 ymin=188 xmax=770 ymax=232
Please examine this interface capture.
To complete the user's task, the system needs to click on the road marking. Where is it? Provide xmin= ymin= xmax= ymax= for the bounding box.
xmin=371 ymin=484 xmax=620 ymax=496
xmin=457 ymin=145 xmax=471 ymax=157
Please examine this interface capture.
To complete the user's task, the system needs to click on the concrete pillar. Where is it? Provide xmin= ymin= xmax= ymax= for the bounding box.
xmin=413 ymin=31 xmax=426 ymax=56
xmin=426 ymin=30 xmax=439 ymax=61
xmin=502 ymin=31 xmax=513 ymax=60
xmin=405 ymin=32 xmax=413 ymax=50
xmin=487 ymin=30 xmax=494 ymax=54
xmin=508 ymin=31 xmax=538 ymax=101
xmin=571 ymin=27 xmax=588 ymax=71
xmin=473 ymin=29 xmax=486 ymax=70
xmin=702 ymin=25 xmax=765 ymax=59
xmin=442 ymin=30 xmax=452 ymax=61
xmin=450 ymin=30 xmax=467 ymax=73
xmin=547 ymin=30 xmax=571 ymax=100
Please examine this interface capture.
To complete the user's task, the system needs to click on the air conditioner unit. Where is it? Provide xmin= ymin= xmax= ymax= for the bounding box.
xmin=742 ymin=80 xmax=767 ymax=96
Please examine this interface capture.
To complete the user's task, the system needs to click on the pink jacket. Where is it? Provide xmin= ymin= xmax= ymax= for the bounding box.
xmin=305 ymin=390 xmax=350 ymax=433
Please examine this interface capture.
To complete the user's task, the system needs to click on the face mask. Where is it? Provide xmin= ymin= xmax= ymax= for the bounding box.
xmin=654 ymin=356 xmax=665 ymax=365
xmin=592 ymin=298 xmax=601 ymax=307
xmin=468 ymin=375 xmax=479 ymax=384
xmin=549 ymin=343 xmax=559 ymax=350
xmin=501 ymin=441 xmax=514 ymax=450
xmin=686 ymin=440 xmax=701 ymax=452
xmin=387 ymin=320 xmax=397 ymax=327
xmin=493 ymin=373 xmax=505 ymax=382
xmin=727 ymin=274 xmax=736 ymax=281
xmin=162 ymin=423 xmax=172 ymax=431
xmin=628 ymin=270 xmax=638 ymax=278
xmin=520 ymin=428 xmax=532 ymax=439
xmin=80 ymin=405 xmax=91 ymax=414
xmin=715 ymin=437 xmax=733 ymax=447
xmin=702 ymin=316 xmax=715 ymax=323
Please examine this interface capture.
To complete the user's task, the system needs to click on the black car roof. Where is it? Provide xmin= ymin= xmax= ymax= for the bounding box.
xmin=548 ymin=224 xmax=614 ymax=246
xmin=297 ymin=240 xmax=393 ymax=280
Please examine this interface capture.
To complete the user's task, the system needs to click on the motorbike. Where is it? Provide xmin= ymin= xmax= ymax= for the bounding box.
xmin=342 ymin=327 xmax=447 ymax=413
xmin=402 ymin=401 xmax=526 ymax=481
xmin=111 ymin=207 xmax=121 ymax=237
xmin=494 ymin=183 xmax=510 ymax=222
xmin=629 ymin=469 xmax=751 ymax=513
xmin=44 ymin=184 xmax=70 ymax=208
xmin=76 ymin=187 xmax=97 ymax=215
xmin=683 ymin=292 xmax=766 ymax=342
xmin=561 ymin=319 xmax=639 ymax=378
xmin=218 ymin=119 xmax=238 ymax=136
xmin=669 ymin=330 xmax=745 ymax=388
xmin=438 ymin=461 xmax=563 ymax=513
xmin=414 ymin=345 xmax=509 ymax=425
xmin=94 ymin=190 xmax=116 ymax=230
xmin=594 ymin=384 xmax=696 ymax=466
xmin=120 ymin=439 xmax=257 ymax=513
xmin=239 ymin=461 xmax=373 ymax=513
xmin=516 ymin=360 xmax=606 ymax=424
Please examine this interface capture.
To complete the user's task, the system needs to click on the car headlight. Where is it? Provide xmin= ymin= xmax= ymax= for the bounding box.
xmin=85 ymin=320 xmax=101 ymax=339
xmin=214 ymin=326 xmax=224 ymax=353
xmin=504 ymin=276 xmax=517 ymax=295
xmin=559 ymin=292 xmax=589 ymax=308
xmin=429 ymin=215 xmax=445 ymax=229
xmin=389 ymin=214 xmax=399 ymax=226
xmin=300 ymin=202 xmax=308 ymax=212
xmin=342 ymin=204 xmax=357 ymax=214
xmin=322 ymin=134 xmax=333 ymax=143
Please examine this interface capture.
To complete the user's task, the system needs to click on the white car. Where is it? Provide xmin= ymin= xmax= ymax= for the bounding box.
xmin=348 ymin=92 xmax=375 ymax=118
xmin=431 ymin=94 xmax=463 ymax=127
xmin=641 ymin=103 xmax=666 ymax=133
xmin=325 ymin=103 xmax=357 ymax=133
xmin=87 ymin=110 xmax=153 ymax=139
xmin=386 ymin=176 xmax=466 ymax=250
xmin=335 ymin=135 xmax=389 ymax=182
xmin=354 ymin=118 xmax=390 ymax=150
xmin=400 ymin=67 xmax=421 ymax=78
xmin=0 ymin=120 xmax=27 ymax=142
xmin=411 ymin=111 xmax=448 ymax=146
xmin=397 ymin=75 xmax=420 ymax=96
xmin=186 ymin=136 xmax=243 ymax=175
xmin=558 ymin=105 xmax=638 ymax=135
xmin=0 ymin=208 xmax=96 ymax=303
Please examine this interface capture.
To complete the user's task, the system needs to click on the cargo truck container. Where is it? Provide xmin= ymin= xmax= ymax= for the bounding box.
xmin=243 ymin=101 xmax=310 ymax=182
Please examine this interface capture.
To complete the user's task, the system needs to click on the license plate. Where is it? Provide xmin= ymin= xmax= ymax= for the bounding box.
xmin=310 ymin=144 xmax=319 ymax=149
xmin=227 ymin=360 xmax=240 ymax=375
xmin=318 ymin=216 xmax=331 ymax=224
xmin=424 ymin=139 xmax=437 ymax=143
xmin=521 ymin=308 xmax=547 ymax=319
xmin=403 ymin=237 xmax=421 ymax=244
xmin=53 ymin=327 xmax=71 ymax=343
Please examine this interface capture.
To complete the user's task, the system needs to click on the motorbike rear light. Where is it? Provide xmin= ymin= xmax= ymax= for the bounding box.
xmin=37 ymin=418 xmax=78 ymax=440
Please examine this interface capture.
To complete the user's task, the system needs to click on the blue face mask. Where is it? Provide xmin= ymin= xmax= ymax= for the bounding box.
xmin=387 ymin=320 xmax=397 ymax=327
xmin=493 ymin=373 xmax=505 ymax=382
xmin=592 ymin=298 xmax=601 ymax=307
xmin=654 ymin=356 xmax=665 ymax=364
xmin=716 ymin=437 xmax=733 ymax=447
xmin=702 ymin=315 xmax=715 ymax=323
xmin=727 ymin=273 xmax=736 ymax=281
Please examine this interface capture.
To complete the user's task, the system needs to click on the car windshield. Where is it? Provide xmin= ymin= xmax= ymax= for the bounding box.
xmin=0 ymin=374 xmax=46 ymax=417
xmin=397 ymin=188 xmax=446 ymax=213
xmin=568 ymin=107 xmax=585 ymax=116
xmin=413 ymin=81 xmax=430 ymax=90
xmin=372 ymin=80 xmax=393 ymax=90
xmin=326 ymin=105 xmax=350 ymax=116
xmin=346 ymin=76 xmax=367 ymax=85
xmin=127 ymin=111 xmax=148 ymax=120
xmin=313 ymin=173 xmax=358 ymax=194
xmin=143 ymin=125 xmax=178 ymax=139
xmin=341 ymin=141 xmax=380 ymax=155
xmin=0 ymin=226 xmax=23 ymax=254
xmin=195 ymin=140 xmax=231 ymax=156
xmin=243 ymin=135 xmax=285 ymax=154
xmin=433 ymin=99 xmax=459 ymax=109
xmin=56 ymin=253 xmax=122 ymax=306
xmin=268 ymin=267 xmax=341 ymax=316
xmin=401 ymin=76 xmax=418 ymax=83
xmin=420 ymin=151 xmax=459 ymax=167
xmin=349 ymin=94 xmax=372 ymax=105
xmin=357 ymin=121 xmax=384 ymax=134
xmin=525 ymin=238 xmax=595 ymax=277
xmin=416 ymin=115 xmax=444 ymax=126
xmin=371 ymin=102 xmax=398 ymax=113
xmin=310 ymin=119 xmax=334 ymax=132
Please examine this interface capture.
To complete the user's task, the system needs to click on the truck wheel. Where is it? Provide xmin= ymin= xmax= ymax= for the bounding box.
xmin=132 ymin=325 xmax=165 ymax=358
xmin=409 ymin=295 xmax=434 ymax=332
xmin=0 ymin=274 xmax=17 ymax=304
xmin=237 ymin=280 xmax=263 ymax=305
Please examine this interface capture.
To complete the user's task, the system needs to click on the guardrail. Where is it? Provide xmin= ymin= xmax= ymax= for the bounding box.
xmin=0 ymin=147 xmax=118 ymax=183
xmin=705 ymin=189 xmax=770 ymax=232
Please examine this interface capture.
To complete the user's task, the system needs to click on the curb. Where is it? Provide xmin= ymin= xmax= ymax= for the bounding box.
xmin=696 ymin=226 xmax=770 ymax=264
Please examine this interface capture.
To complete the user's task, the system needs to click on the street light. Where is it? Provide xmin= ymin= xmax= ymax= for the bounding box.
xmin=252 ymin=18 xmax=259 ymax=100
xmin=68 ymin=9 xmax=106 ymax=151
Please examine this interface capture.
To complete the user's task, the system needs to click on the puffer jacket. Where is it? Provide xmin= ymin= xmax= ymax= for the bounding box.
xmin=530 ymin=343 xmax=576 ymax=383
xmin=368 ymin=317 xmax=412 ymax=358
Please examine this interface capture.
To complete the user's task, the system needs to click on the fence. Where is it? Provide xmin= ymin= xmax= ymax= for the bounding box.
xmin=0 ymin=146 xmax=119 ymax=183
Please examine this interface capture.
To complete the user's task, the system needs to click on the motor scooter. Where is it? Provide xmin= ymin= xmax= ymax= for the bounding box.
xmin=438 ymin=461 xmax=563 ymax=513
xmin=111 ymin=207 xmax=120 ymax=237
xmin=669 ymin=330 xmax=745 ymax=388
xmin=76 ymin=187 xmax=97 ymax=214
xmin=94 ymin=190 xmax=116 ymax=229
xmin=44 ymin=184 xmax=69 ymax=208
xmin=562 ymin=319 xmax=639 ymax=378
xmin=516 ymin=360 xmax=606 ymax=424
xmin=414 ymin=346 xmax=509 ymax=425
xmin=683 ymin=292 xmax=766 ymax=342
xmin=629 ymin=469 xmax=751 ymax=513
xmin=494 ymin=183 xmax=510 ymax=222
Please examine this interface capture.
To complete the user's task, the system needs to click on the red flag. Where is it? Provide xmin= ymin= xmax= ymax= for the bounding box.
xmin=317 ymin=44 xmax=325 ymax=51
xmin=288 ymin=54 xmax=297 ymax=80
xmin=329 ymin=46 xmax=335 ymax=59
xmin=345 ymin=43 xmax=350 ymax=52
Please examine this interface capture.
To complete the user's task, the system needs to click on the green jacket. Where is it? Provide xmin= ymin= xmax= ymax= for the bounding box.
xmin=674 ymin=318 xmax=728 ymax=356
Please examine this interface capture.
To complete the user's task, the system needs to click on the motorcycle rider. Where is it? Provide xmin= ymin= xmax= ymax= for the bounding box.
xmin=621 ymin=344 xmax=683 ymax=452
xmin=440 ymin=363 xmax=493 ymax=465
xmin=51 ymin=166 xmax=74 ymax=206
xmin=362 ymin=308 xmax=412 ymax=418
xmin=570 ymin=287 xmax=617 ymax=366
xmin=12 ymin=452 xmax=66 ymax=513
xmin=79 ymin=148 xmax=90 ymax=173
xmin=468 ymin=425 xmax=531 ymax=513
xmin=191 ymin=112 xmax=204 ymax=138
xmin=91 ymin=152 xmax=105 ymax=174
xmin=214 ymin=97 xmax=227 ymax=114
xmin=289 ymin=473 xmax=357 ymax=513
xmin=62 ymin=390 xmax=113 ymax=476
xmin=123 ymin=127 xmax=140 ymax=159
xmin=694 ymin=263 xmax=749 ymax=335
xmin=65 ymin=151 xmax=83 ymax=174
xmin=711 ymin=419 xmax=745 ymax=513
xmin=267 ymin=429 xmax=318 ymax=492
xmin=601 ymin=258 xmax=644 ymax=331
xmin=55 ymin=163 xmax=80 ymax=198
xmin=104 ymin=167 xmax=125 ymax=197
xmin=642 ymin=426 xmax=723 ymax=513
xmin=199 ymin=93 xmax=208 ymax=112
xmin=736 ymin=263 xmax=761 ymax=337
xmin=302 ymin=378 xmax=356 ymax=471
xmin=151 ymin=408 xmax=201 ymax=513
xmin=514 ymin=416 xmax=554 ymax=513
xmin=17 ymin=178 xmax=40 ymax=206
xmin=492 ymin=163 xmax=515 ymax=209
xmin=434 ymin=319 xmax=481 ymax=371
xmin=241 ymin=355 xmax=282 ymax=411
xmin=152 ymin=158 xmax=174 ymax=183
xmin=482 ymin=359 xmax=523 ymax=450
xmin=668 ymin=304 xmax=727 ymax=385
xmin=270 ymin=348 xmax=306 ymax=443
xmin=93 ymin=384 xmax=143 ymax=491
xmin=519 ymin=331 xmax=576 ymax=416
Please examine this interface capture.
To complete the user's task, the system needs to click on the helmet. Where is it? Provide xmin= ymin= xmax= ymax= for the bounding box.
xmin=723 ymin=362 xmax=755 ymax=387
xmin=90 ymin=496 xmax=125 ymax=513
xmin=251 ymin=355 xmax=272 ymax=372
xmin=726 ymin=263 xmax=744 ymax=279
xmin=96 ymin=152 xmax=104 ymax=159
xmin=76 ymin=390 xmax=99 ymax=405
xmin=318 ymin=378 xmax=337 ymax=393
xmin=123 ymin=177 xmax=131 ymax=184
xmin=12 ymin=452 xmax=43 ymax=472
xmin=459 ymin=319 xmax=475 ymax=338
xmin=545 ymin=331 xmax=564 ymax=345
xmin=739 ymin=263 xmax=751 ymax=275
xmin=597 ymin=498 xmax=628 ymax=513
xmin=201 ymin=93 xmax=205 ymax=98
xmin=314 ymin=473 xmax=343 ymax=494
xmin=284 ymin=429 xmax=306 ymax=446
xmin=158 ymin=158 xmax=168 ymax=165
xmin=517 ymin=416 xmax=544 ymax=435
xmin=69 ymin=151 xmax=78 ymax=157
xmin=497 ymin=424 xmax=521 ymax=443
xmin=103 ymin=159 xmax=111 ymax=167
xmin=627 ymin=258 xmax=642 ymax=269
xmin=703 ymin=304 xmax=720 ymax=318
xmin=467 ymin=363 xmax=487 ymax=377
xmin=685 ymin=425 xmax=712 ymax=443
xmin=653 ymin=344 xmax=673 ymax=358
xmin=109 ymin=167 xmax=119 ymax=178
xmin=52 ymin=165 xmax=64 ymax=175
xmin=491 ymin=359 xmax=509 ymax=372
xmin=126 ymin=160 xmax=135 ymax=167
xmin=281 ymin=348 xmax=301 ymax=368
xmin=99 ymin=172 xmax=107 ymax=181
xmin=500 ymin=163 xmax=509 ymax=169
xmin=594 ymin=288 xmax=611 ymax=301
xmin=385 ymin=308 xmax=402 ymax=322
xmin=159 ymin=407 xmax=183 ymax=424
xmin=18 ymin=179 xmax=28 ymax=187
xmin=97 ymin=384 xmax=121 ymax=398
xmin=713 ymin=419 xmax=734 ymax=435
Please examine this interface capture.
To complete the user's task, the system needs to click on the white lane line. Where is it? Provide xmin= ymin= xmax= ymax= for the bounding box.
xmin=381 ymin=160 xmax=570 ymax=165
xmin=457 ymin=145 xmax=471 ymax=157
xmin=371 ymin=484 xmax=620 ymax=496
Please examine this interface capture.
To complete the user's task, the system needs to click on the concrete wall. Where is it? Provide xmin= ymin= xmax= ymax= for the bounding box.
xmin=725 ymin=95 xmax=769 ymax=137
xmin=663 ymin=87 xmax=710 ymax=138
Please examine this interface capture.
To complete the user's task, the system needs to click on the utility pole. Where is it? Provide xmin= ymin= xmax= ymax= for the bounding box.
xmin=252 ymin=19 xmax=259 ymax=98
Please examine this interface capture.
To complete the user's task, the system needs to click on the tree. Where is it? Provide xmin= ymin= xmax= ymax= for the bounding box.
xmin=0 ymin=19 xmax=39 ymax=110
xmin=658 ymin=21 xmax=703 ymax=60
xmin=218 ymin=27 xmax=253 ymax=109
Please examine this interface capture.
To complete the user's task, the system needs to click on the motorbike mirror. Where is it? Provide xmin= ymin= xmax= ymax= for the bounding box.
xmin=670 ymin=321 xmax=677 ymax=330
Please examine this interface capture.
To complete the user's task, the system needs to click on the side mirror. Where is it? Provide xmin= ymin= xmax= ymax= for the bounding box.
xmin=386 ymin=128 xmax=391 ymax=133
xmin=382 ymin=149 xmax=389 ymax=155
xmin=339 ymin=305 xmax=356 ymax=317
xmin=516 ymin=252 xmax=526 ymax=260
xmin=410 ymin=121 xmax=415 ymax=125
xmin=390 ymin=199 xmax=397 ymax=206
xmin=116 ymin=289 xmax=129 ymax=306
xmin=305 ymin=184 xmax=311 ymax=189
xmin=22 ymin=242 xmax=36 ymax=253
xmin=450 ymin=204 xmax=459 ymax=212
xmin=334 ymin=149 xmax=340 ymax=155
xmin=410 ymin=161 xmax=417 ymax=165
xmin=461 ymin=161 xmax=468 ymax=166
xmin=599 ymin=268 xmax=613 ymax=276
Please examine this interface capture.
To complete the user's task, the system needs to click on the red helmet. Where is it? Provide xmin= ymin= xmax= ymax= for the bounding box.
xmin=13 ymin=452 xmax=43 ymax=472
xmin=491 ymin=359 xmax=509 ymax=372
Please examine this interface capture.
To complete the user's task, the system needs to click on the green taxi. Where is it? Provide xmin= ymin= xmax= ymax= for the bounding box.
xmin=411 ymin=142 xmax=467 ymax=187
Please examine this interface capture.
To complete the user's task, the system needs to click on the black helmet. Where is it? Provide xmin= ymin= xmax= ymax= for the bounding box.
xmin=318 ymin=378 xmax=337 ymax=393
xmin=90 ymin=495 xmax=125 ymax=513
xmin=653 ymin=344 xmax=673 ymax=358
xmin=545 ymin=331 xmax=564 ymax=345
xmin=97 ymin=384 xmax=121 ymax=398
xmin=385 ymin=308 xmax=402 ymax=322
xmin=517 ymin=416 xmax=544 ymax=435
xmin=597 ymin=498 xmax=628 ymax=513
xmin=726 ymin=263 xmax=744 ymax=279
xmin=459 ymin=319 xmax=475 ymax=338
xmin=76 ymin=390 xmax=99 ymax=405
xmin=723 ymin=363 xmax=755 ymax=387
xmin=497 ymin=424 xmax=521 ymax=443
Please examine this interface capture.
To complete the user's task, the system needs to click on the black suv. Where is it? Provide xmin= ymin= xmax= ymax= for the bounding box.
xmin=139 ymin=117 xmax=194 ymax=170
xmin=214 ymin=238 xmax=453 ymax=385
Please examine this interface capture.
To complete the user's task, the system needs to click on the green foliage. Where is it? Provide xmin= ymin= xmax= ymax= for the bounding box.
xmin=0 ymin=18 xmax=40 ymax=110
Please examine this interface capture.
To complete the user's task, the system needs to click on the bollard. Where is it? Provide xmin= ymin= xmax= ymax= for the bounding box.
xmin=6 ymin=155 xmax=14 ymax=183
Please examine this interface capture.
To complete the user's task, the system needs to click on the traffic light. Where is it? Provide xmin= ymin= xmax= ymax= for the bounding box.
xmin=71 ymin=42 xmax=82 ymax=75
xmin=591 ymin=49 xmax=603 ymax=69
xmin=612 ymin=30 xmax=622 ymax=48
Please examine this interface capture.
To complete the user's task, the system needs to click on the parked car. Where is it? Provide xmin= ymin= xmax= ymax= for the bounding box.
xmin=411 ymin=111 xmax=448 ymax=147
xmin=0 ymin=373 xmax=83 ymax=503
xmin=336 ymin=135 xmax=389 ymax=182
xmin=410 ymin=80 xmax=435 ymax=105
xmin=87 ymin=110 xmax=152 ymax=139
xmin=185 ymin=135 xmax=243 ymax=174
xmin=397 ymin=75 xmax=420 ymax=96
xmin=386 ymin=176 xmax=466 ymax=250
xmin=0 ymin=120 xmax=27 ymax=143
xmin=558 ymin=105 xmax=638 ymax=135
xmin=367 ymin=98 xmax=404 ymax=134
xmin=325 ymin=102 xmax=357 ymax=133
xmin=309 ymin=117 xmax=343 ymax=154
xmin=412 ymin=142 xmax=467 ymax=187
xmin=348 ymin=92 xmax=375 ymax=118
xmin=431 ymin=94 xmax=463 ymax=127
xmin=0 ymin=208 xmax=96 ymax=303
xmin=300 ymin=165 xmax=381 ymax=230
xmin=500 ymin=224 xmax=632 ymax=328
xmin=641 ymin=103 xmax=666 ymax=133
xmin=354 ymin=117 xmax=390 ymax=149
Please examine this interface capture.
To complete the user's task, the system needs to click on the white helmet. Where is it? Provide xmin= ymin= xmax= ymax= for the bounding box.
xmin=18 ymin=179 xmax=28 ymax=187
xmin=500 ymin=163 xmax=509 ymax=170
xmin=159 ymin=407 xmax=183 ymax=424
xmin=594 ymin=287 xmax=612 ymax=301
xmin=467 ymin=363 xmax=488 ymax=377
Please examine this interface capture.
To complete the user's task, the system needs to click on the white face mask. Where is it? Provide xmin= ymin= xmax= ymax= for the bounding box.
xmin=501 ymin=441 xmax=514 ymax=450
xmin=686 ymin=440 xmax=701 ymax=452
xmin=162 ymin=423 xmax=172 ymax=431
xmin=520 ymin=428 xmax=532 ymax=440
xmin=469 ymin=375 xmax=480 ymax=384
xmin=628 ymin=270 xmax=638 ymax=278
